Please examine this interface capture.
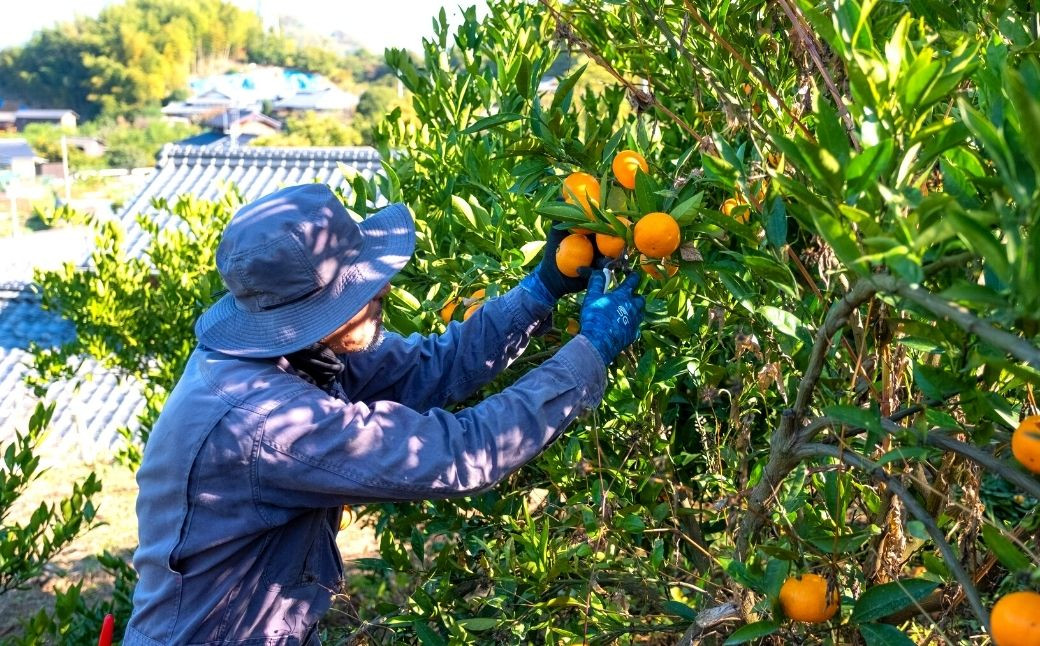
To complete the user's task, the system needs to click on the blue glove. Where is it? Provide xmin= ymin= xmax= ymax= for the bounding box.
xmin=579 ymin=270 xmax=645 ymax=365
xmin=527 ymin=226 xmax=601 ymax=302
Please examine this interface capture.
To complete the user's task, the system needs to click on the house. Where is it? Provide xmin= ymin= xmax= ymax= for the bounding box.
xmin=0 ymin=143 xmax=385 ymax=463
xmin=175 ymin=110 xmax=282 ymax=150
xmin=15 ymin=109 xmax=78 ymax=131
xmin=272 ymin=86 xmax=360 ymax=115
xmin=0 ymin=138 xmax=43 ymax=180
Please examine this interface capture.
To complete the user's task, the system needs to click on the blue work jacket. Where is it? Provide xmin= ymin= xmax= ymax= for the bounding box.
xmin=124 ymin=286 xmax=606 ymax=645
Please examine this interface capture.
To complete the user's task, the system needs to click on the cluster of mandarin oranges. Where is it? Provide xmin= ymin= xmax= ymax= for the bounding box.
xmin=555 ymin=149 xmax=682 ymax=281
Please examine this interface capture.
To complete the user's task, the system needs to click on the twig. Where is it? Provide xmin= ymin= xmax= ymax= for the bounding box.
xmin=680 ymin=0 xmax=814 ymax=140
xmin=795 ymin=443 xmax=991 ymax=633
xmin=537 ymin=0 xmax=703 ymax=142
xmin=869 ymin=274 xmax=1040 ymax=371
xmin=774 ymin=0 xmax=860 ymax=150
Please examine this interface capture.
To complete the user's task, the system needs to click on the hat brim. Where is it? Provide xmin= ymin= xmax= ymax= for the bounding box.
xmin=195 ymin=202 xmax=416 ymax=358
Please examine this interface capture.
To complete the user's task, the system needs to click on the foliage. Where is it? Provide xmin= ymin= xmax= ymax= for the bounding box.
xmin=31 ymin=193 xmax=234 ymax=465
xmin=251 ymin=111 xmax=364 ymax=147
xmin=0 ymin=0 xmax=379 ymax=121
xmin=0 ymin=403 xmax=100 ymax=595
xmin=25 ymin=0 xmax=1040 ymax=643
xmin=0 ymin=0 xmax=266 ymax=119
xmin=13 ymin=550 xmax=137 ymax=646
xmin=17 ymin=118 xmax=201 ymax=171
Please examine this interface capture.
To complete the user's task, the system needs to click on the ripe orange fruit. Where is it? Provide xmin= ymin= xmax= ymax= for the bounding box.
xmin=1012 ymin=415 xmax=1040 ymax=474
xmin=440 ymin=299 xmax=459 ymax=324
xmin=991 ymin=591 xmax=1040 ymax=646
xmin=463 ymin=302 xmax=482 ymax=320
xmin=595 ymin=217 xmax=631 ymax=258
xmin=562 ymin=172 xmax=601 ymax=219
xmin=639 ymin=255 xmax=678 ymax=280
xmin=721 ymin=198 xmax=750 ymax=224
xmin=742 ymin=82 xmax=753 ymax=96
xmin=565 ymin=318 xmax=580 ymax=335
xmin=778 ymin=574 xmax=840 ymax=623
xmin=612 ymin=150 xmax=649 ymax=190
xmin=633 ymin=212 xmax=681 ymax=258
xmin=555 ymin=233 xmax=594 ymax=278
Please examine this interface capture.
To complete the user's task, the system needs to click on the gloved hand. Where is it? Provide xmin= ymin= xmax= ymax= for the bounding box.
xmin=525 ymin=226 xmax=603 ymax=303
xmin=578 ymin=270 xmax=645 ymax=365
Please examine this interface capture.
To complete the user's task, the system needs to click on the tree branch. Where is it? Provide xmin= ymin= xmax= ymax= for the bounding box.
xmin=735 ymin=280 xmax=876 ymax=564
xmin=879 ymin=420 xmax=1040 ymax=501
xmin=868 ymin=274 xmax=1040 ymax=371
xmin=795 ymin=443 xmax=990 ymax=633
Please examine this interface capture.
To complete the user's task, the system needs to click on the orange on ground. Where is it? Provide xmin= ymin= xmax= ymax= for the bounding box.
xmin=611 ymin=150 xmax=649 ymax=190
xmin=991 ymin=591 xmax=1040 ymax=646
xmin=595 ymin=217 xmax=631 ymax=258
xmin=440 ymin=299 xmax=459 ymax=324
xmin=555 ymin=233 xmax=594 ymax=278
xmin=633 ymin=212 xmax=681 ymax=258
xmin=721 ymin=198 xmax=750 ymax=224
xmin=639 ymin=255 xmax=678 ymax=280
xmin=778 ymin=574 xmax=840 ymax=623
xmin=562 ymin=172 xmax=601 ymax=219
xmin=1012 ymin=415 xmax=1040 ymax=474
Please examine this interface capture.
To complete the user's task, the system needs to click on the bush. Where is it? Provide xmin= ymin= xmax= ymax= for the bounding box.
xmin=0 ymin=403 xmax=100 ymax=594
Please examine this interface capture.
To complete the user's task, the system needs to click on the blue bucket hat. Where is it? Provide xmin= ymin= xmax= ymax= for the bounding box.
xmin=195 ymin=183 xmax=415 ymax=358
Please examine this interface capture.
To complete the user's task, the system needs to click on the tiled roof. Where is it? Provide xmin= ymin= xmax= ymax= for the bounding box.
xmin=117 ymin=144 xmax=383 ymax=260
xmin=1 ymin=144 xmax=386 ymax=464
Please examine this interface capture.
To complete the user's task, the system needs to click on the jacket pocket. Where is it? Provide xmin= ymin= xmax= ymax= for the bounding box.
xmin=260 ymin=509 xmax=342 ymax=590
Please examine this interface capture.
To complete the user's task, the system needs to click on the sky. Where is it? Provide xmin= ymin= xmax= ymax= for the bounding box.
xmin=0 ymin=0 xmax=488 ymax=53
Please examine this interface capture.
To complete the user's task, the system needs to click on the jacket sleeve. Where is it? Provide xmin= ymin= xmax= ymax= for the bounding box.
xmin=337 ymin=285 xmax=553 ymax=412
xmin=255 ymin=335 xmax=606 ymax=509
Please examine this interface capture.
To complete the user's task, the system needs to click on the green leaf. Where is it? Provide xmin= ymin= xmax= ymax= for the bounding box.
xmin=758 ymin=305 xmax=804 ymax=340
xmin=663 ymin=600 xmax=699 ymax=621
xmin=981 ymin=524 xmax=1031 ymax=572
xmin=457 ymin=617 xmax=499 ymax=631
xmin=413 ymin=620 xmax=447 ymax=646
xmin=550 ymin=63 xmax=587 ymax=114
xmin=877 ymin=447 xmax=936 ymax=466
xmin=851 ymin=579 xmax=938 ymax=623
xmin=459 ymin=113 xmax=523 ymax=134
xmin=823 ymin=404 xmax=883 ymax=436
xmin=945 ymin=211 xmax=1011 ymax=283
xmin=859 ymin=623 xmax=918 ymax=646
xmin=810 ymin=209 xmax=867 ymax=274
xmin=765 ymin=197 xmax=788 ymax=248
xmin=723 ymin=621 xmax=781 ymax=645
xmin=634 ymin=169 xmax=661 ymax=215
xmin=1006 ymin=70 xmax=1040 ymax=176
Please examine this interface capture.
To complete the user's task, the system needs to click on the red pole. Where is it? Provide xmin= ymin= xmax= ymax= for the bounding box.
xmin=97 ymin=614 xmax=114 ymax=646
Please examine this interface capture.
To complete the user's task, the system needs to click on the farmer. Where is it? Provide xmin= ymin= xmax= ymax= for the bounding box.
xmin=124 ymin=182 xmax=644 ymax=645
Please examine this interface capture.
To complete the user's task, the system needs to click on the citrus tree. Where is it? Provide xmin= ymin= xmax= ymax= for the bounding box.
xmin=25 ymin=0 xmax=1040 ymax=643
xmin=343 ymin=0 xmax=1040 ymax=642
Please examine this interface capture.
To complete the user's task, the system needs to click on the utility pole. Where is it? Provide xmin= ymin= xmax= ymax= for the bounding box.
xmin=61 ymin=134 xmax=71 ymax=203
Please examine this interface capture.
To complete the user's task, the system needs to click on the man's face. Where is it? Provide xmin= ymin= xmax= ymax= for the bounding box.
xmin=321 ymin=283 xmax=391 ymax=353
